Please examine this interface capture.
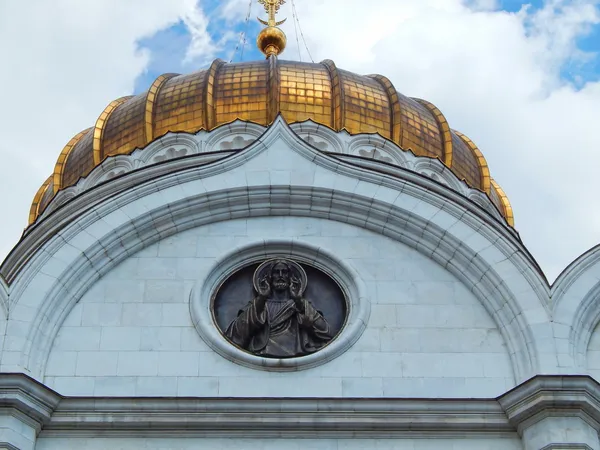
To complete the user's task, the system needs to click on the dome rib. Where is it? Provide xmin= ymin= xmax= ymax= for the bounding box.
xmin=367 ymin=74 xmax=403 ymax=145
xmin=491 ymin=178 xmax=514 ymax=226
xmin=204 ymin=59 xmax=225 ymax=130
xmin=455 ymin=131 xmax=491 ymax=194
xmin=29 ymin=176 xmax=52 ymax=225
xmin=414 ymin=99 xmax=453 ymax=167
xmin=320 ymin=60 xmax=344 ymax=131
xmin=53 ymin=128 xmax=91 ymax=193
xmin=93 ymin=96 xmax=132 ymax=165
xmin=267 ymin=56 xmax=280 ymax=124
xmin=145 ymin=74 xmax=178 ymax=142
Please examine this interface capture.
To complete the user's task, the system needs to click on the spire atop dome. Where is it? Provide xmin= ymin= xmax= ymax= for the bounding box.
xmin=256 ymin=0 xmax=287 ymax=58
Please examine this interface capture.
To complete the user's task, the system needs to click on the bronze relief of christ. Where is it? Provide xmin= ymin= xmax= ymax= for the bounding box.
xmin=224 ymin=259 xmax=333 ymax=358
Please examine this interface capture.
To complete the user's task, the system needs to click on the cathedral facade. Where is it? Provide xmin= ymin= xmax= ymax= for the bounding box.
xmin=1 ymin=4 xmax=600 ymax=449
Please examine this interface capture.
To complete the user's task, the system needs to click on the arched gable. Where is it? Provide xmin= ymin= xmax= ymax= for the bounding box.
xmin=553 ymin=245 xmax=600 ymax=371
xmin=2 ymin=118 xmax=549 ymax=384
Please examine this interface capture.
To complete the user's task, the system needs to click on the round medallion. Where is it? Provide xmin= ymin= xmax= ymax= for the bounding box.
xmin=213 ymin=258 xmax=347 ymax=359
xmin=190 ymin=240 xmax=370 ymax=371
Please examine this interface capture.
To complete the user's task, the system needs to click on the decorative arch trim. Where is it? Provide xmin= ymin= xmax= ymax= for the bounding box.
xmin=14 ymin=118 xmax=542 ymax=382
xmin=0 ymin=274 xmax=7 ymax=317
xmin=553 ymin=245 xmax=600 ymax=370
xmin=20 ymin=184 xmax=538 ymax=382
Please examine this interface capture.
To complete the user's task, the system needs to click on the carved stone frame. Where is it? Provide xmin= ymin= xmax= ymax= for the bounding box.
xmin=190 ymin=240 xmax=370 ymax=371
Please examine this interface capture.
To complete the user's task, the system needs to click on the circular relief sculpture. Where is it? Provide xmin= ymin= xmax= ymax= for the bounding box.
xmin=213 ymin=258 xmax=347 ymax=358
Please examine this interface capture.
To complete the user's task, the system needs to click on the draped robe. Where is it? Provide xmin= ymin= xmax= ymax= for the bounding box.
xmin=225 ymin=297 xmax=332 ymax=357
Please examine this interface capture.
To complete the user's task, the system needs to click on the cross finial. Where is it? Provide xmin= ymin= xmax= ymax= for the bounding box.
xmin=258 ymin=0 xmax=287 ymax=27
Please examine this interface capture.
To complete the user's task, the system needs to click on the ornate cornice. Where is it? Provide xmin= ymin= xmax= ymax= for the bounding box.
xmin=0 ymin=374 xmax=596 ymax=441
xmin=0 ymin=373 xmax=60 ymax=431
xmin=498 ymin=375 xmax=600 ymax=433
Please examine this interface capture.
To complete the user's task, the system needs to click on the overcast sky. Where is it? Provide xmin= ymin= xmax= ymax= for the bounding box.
xmin=0 ymin=0 xmax=599 ymax=282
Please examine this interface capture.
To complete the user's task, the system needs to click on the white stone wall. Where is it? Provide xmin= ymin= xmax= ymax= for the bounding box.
xmin=44 ymin=216 xmax=514 ymax=398
xmin=35 ymin=438 xmax=524 ymax=450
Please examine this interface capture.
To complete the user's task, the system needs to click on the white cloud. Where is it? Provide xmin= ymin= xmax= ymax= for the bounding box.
xmin=182 ymin=0 xmax=218 ymax=64
xmin=268 ymin=0 xmax=600 ymax=281
xmin=1 ymin=0 xmax=599 ymax=282
xmin=0 ymin=0 xmax=215 ymax=266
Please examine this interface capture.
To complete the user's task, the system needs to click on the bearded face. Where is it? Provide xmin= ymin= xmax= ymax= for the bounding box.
xmin=270 ymin=262 xmax=291 ymax=292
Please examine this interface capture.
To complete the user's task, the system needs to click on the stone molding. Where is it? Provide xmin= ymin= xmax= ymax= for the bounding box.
xmin=0 ymin=373 xmax=60 ymax=432
xmin=0 ymin=444 xmax=20 ymax=450
xmin=0 ymin=277 xmax=7 ymax=317
xmin=498 ymin=375 xmax=600 ymax=434
xmin=540 ymin=446 xmax=594 ymax=450
xmin=0 ymin=374 xmax=597 ymax=441
xmin=0 ymin=373 xmax=513 ymax=439
xmin=332 ymin=153 xmax=506 ymax=223
xmin=3 ymin=117 xmax=546 ymax=380
xmin=190 ymin=240 xmax=370 ymax=371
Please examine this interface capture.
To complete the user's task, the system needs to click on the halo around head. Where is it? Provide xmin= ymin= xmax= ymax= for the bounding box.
xmin=253 ymin=258 xmax=308 ymax=295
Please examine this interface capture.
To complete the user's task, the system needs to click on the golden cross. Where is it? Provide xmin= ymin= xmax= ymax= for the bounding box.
xmin=258 ymin=0 xmax=287 ymax=27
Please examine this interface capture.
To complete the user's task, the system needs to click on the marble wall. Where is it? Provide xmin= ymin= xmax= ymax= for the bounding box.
xmin=44 ymin=216 xmax=514 ymax=398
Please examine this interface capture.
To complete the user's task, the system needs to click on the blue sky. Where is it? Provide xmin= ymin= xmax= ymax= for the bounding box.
xmin=134 ymin=0 xmax=263 ymax=94
xmin=133 ymin=0 xmax=600 ymax=94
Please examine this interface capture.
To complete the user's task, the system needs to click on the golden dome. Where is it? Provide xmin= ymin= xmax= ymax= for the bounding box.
xmin=29 ymin=57 xmax=514 ymax=226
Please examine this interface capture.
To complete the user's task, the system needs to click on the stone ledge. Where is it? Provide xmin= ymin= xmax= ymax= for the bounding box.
xmin=45 ymin=397 xmax=512 ymax=438
xmin=0 ymin=443 xmax=20 ymax=450
xmin=540 ymin=445 xmax=594 ymax=450
xmin=498 ymin=375 xmax=600 ymax=433
xmin=0 ymin=373 xmax=60 ymax=430
xmin=1 ymin=374 xmax=599 ymax=440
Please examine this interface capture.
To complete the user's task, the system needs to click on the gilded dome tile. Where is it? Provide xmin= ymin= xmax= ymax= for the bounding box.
xmin=451 ymin=132 xmax=482 ymax=189
xmin=29 ymin=57 xmax=512 ymax=226
xmin=62 ymin=128 xmax=94 ymax=188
